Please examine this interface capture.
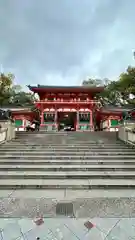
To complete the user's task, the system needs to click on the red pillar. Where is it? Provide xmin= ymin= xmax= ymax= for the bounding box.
xmin=40 ymin=103 xmax=44 ymax=126
xmin=90 ymin=101 xmax=94 ymax=130
xmin=55 ymin=106 xmax=58 ymax=130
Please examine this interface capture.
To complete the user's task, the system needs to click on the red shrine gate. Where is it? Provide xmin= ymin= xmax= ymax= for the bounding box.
xmin=28 ymin=85 xmax=104 ymax=131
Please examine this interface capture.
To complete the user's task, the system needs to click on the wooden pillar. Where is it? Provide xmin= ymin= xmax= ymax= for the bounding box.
xmin=40 ymin=103 xmax=44 ymax=126
xmin=90 ymin=101 xmax=94 ymax=130
xmin=76 ymin=108 xmax=79 ymax=130
xmin=74 ymin=107 xmax=77 ymax=129
xmin=55 ymin=106 xmax=58 ymax=130
xmin=23 ymin=118 xmax=26 ymax=130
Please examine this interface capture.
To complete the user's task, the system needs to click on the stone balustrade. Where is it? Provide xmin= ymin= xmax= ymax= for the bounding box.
xmin=118 ymin=123 xmax=135 ymax=145
xmin=0 ymin=128 xmax=7 ymax=144
xmin=0 ymin=120 xmax=15 ymax=144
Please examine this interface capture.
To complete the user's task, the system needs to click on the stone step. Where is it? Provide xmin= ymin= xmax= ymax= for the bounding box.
xmin=17 ymin=141 xmax=119 ymax=144
xmin=7 ymin=141 xmax=125 ymax=145
xmin=0 ymin=170 xmax=135 ymax=179
xmin=15 ymin=131 xmax=113 ymax=134
xmin=4 ymin=143 xmax=132 ymax=146
xmin=0 ymin=145 xmax=132 ymax=152
xmin=0 ymin=149 xmax=135 ymax=157
xmin=1 ymin=140 xmax=123 ymax=143
xmin=0 ymin=164 xmax=134 ymax=171
xmin=0 ymin=179 xmax=135 ymax=189
xmin=0 ymin=155 xmax=134 ymax=160
xmin=0 ymin=159 xmax=134 ymax=165
xmin=1 ymin=131 xmax=135 ymax=192
xmin=14 ymin=142 xmax=120 ymax=145
xmin=16 ymin=150 xmax=133 ymax=153
xmin=0 ymin=144 xmax=133 ymax=148
xmin=0 ymin=151 xmax=135 ymax=155
xmin=16 ymin=132 xmax=116 ymax=136
xmin=6 ymin=143 xmax=134 ymax=146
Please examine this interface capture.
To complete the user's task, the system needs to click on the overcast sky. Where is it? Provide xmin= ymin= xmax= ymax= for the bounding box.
xmin=0 ymin=0 xmax=135 ymax=88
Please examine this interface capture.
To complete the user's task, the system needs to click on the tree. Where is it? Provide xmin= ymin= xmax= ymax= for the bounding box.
xmin=100 ymin=81 xmax=123 ymax=105
xmin=118 ymin=66 xmax=135 ymax=104
xmin=82 ymin=68 xmax=135 ymax=106
xmin=10 ymin=87 xmax=36 ymax=106
xmin=0 ymin=72 xmax=36 ymax=107
xmin=82 ymin=78 xmax=104 ymax=87
xmin=82 ymin=77 xmax=120 ymax=105
xmin=0 ymin=73 xmax=14 ymax=106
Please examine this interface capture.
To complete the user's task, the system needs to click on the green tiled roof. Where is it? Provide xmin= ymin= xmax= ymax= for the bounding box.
xmin=0 ymin=106 xmax=34 ymax=113
xmin=28 ymin=85 xmax=104 ymax=95
xmin=101 ymin=105 xmax=135 ymax=113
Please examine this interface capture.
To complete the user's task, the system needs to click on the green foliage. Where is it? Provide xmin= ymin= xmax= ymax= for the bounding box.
xmin=0 ymin=72 xmax=35 ymax=107
xmin=0 ymin=73 xmax=14 ymax=106
xmin=119 ymin=66 xmax=135 ymax=100
xmin=83 ymin=78 xmax=103 ymax=86
xmin=10 ymin=87 xmax=36 ymax=106
xmin=82 ymin=66 xmax=135 ymax=106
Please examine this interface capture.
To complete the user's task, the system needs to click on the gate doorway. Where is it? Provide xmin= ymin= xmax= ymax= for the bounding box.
xmin=57 ymin=112 xmax=76 ymax=131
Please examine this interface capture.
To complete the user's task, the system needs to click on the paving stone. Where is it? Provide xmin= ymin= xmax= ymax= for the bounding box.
xmin=84 ymin=227 xmax=106 ymax=239
xmin=18 ymin=218 xmax=36 ymax=234
xmin=0 ymin=218 xmax=134 ymax=239
xmin=24 ymin=224 xmax=52 ymax=240
xmin=61 ymin=219 xmax=88 ymax=238
xmin=106 ymin=219 xmax=135 ymax=239
xmin=1 ymin=221 xmax=22 ymax=240
xmin=90 ymin=218 xmax=120 ymax=235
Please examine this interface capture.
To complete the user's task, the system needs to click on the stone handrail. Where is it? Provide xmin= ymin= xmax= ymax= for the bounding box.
xmin=0 ymin=120 xmax=15 ymax=143
xmin=0 ymin=128 xmax=7 ymax=144
xmin=118 ymin=124 xmax=135 ymax=145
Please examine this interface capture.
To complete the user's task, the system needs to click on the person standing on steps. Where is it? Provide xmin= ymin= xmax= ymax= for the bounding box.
xmin=30 ymin=121 xmax=36 ymax=131
xmin=26 ymin=120 xmax=31 ymax=131
xmin=32 ymin=119 xmax=40 ymax=131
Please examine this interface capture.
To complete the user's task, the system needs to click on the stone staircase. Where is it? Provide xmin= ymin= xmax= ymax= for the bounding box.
xmin=0 ymin=131 xmax=135 ymax=189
